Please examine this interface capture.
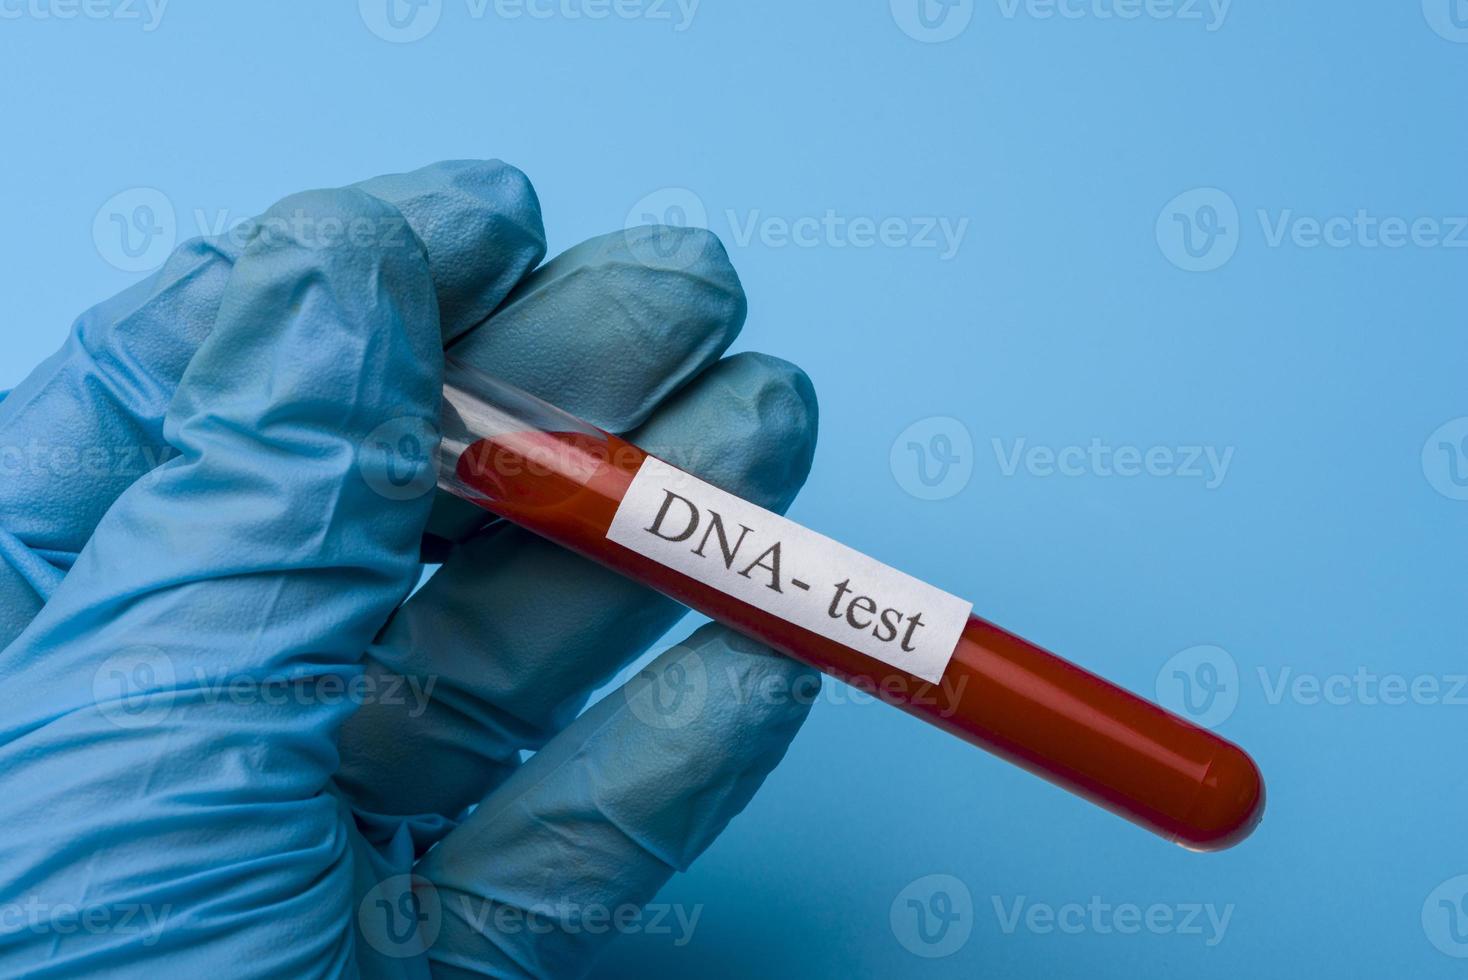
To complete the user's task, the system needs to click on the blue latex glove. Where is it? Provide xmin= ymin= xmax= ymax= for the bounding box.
xmin=0 ymin=161 xmax=820 ymax=978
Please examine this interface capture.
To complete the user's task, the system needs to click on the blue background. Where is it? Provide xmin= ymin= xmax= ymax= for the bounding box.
xmin=2 ymin=1 xmax=1465 ymax=976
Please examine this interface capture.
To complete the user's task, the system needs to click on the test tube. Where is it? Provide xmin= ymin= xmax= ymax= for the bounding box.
xmin=435 ymin=358 xmax=1265 ymax=851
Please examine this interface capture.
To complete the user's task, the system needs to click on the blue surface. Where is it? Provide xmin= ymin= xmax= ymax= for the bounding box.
xmin=1 ymin=2 xmax=1464 ymax=976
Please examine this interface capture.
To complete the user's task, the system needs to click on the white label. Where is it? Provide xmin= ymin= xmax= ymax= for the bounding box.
xmin=606 ymin=457 xmax=972 ymax=684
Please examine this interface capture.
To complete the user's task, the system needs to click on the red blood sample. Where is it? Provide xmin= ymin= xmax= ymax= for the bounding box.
xmin=452 ymin=429 xmax=1265 ymax=850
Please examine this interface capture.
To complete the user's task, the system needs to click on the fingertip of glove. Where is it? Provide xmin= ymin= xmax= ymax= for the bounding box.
xmin=630 ymin=623 xmax=821 ymax=754
xmin=615 ymin=226 xmax=745 ymax=303
xmin=515 ymin=225 xmax=746 ymax=345
xmin=356 ymin=159 xmax=545 ymax=248
xmin=244 ymin=188 xmax=428 ymax=267
xmin=598 ymin=625 xmax=817 ymax=867
xmin=686 ymin=621 xmax=823 ymax=723
xmin=639 ymin=352 xmax=819 ymax=515
xmin=445 ymin=224 xmax=748 ymax=434
xmin=731 ymin=350 xmax=819 ymax=441
xmin=354 ymin=160 xmax=548 ymax=339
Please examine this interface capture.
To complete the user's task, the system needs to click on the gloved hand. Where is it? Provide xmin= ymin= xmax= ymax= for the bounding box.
xmin=0 ymin=161 xmax=821 ymax=978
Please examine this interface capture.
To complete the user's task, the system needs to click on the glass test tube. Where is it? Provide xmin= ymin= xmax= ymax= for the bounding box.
xmin=436 ymin=358 xmax=1266 ymax=851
